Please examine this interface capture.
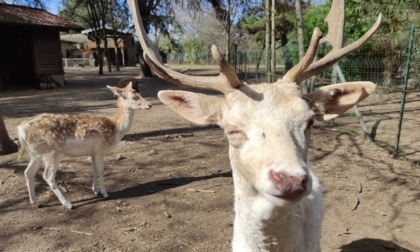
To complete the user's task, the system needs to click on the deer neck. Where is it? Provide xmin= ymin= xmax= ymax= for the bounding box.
xmin=111 ymin=98 xmax=135 ymax=136
xmin=230 ymin=166 xmax=323 ymax=252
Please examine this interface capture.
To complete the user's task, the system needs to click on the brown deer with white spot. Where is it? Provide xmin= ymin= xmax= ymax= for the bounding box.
xmin=129 ymin=0 xmax=381 ymax=250
xmin=17 ymin=83 xmax=151 ymax=209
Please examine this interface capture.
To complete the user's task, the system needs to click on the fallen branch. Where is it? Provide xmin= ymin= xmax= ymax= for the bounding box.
xmin=351 ymin=194 xmax=360 ymax=211
xmin=71 ymin=230 xmax=93 ymax=236
xmin=186 ymin=188 xmax=215 ymax=193
xmin=1 ymin=174 xmax=14 ymax=184
xmin=43 ymin=227 xmax=62 ymax=231
xmin=353 ymin=178 xmax=362 ymax=193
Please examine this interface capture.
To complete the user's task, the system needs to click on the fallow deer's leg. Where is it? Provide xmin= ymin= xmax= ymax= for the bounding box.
xmin=24 ymin=156 xmax=42 ymax=207
xmin=42 ymin=154 xmax=74 ymax=209
xmin=91 ymin=155 xmax=100 ymax=195
xmin=92 ymin=152 xmax=108 ymax=198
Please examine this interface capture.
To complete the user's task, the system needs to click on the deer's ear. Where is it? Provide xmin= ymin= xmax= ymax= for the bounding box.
xmin=158 ymin=90 xmax=224 ymax=125
xmin=305 ymin=82 xmax=376 ymax=121
xmin=107 ymin=85 xmax=124 ymax=98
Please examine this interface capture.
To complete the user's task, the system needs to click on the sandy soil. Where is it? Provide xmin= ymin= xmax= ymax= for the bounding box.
xmin=0 ymin=66 xmax=419 ymax=252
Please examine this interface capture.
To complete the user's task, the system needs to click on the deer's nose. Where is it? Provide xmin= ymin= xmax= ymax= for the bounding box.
xmin=269 ymin=170 xmax=308 ymax=199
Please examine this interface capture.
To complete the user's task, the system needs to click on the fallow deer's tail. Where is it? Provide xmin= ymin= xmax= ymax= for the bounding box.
xmin=17 ymin=126 xmax=27 ymax=161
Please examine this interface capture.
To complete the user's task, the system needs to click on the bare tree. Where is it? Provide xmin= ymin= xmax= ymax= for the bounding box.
xmin=61 ymin=0 xmax=111 ymax=75
xmin=108 ymin=0 xmax=132 ymax=71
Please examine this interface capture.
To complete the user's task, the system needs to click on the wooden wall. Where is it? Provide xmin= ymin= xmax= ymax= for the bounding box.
xmin=32 ymin=28 xmax=63 ymax=76
xmin=0 ymin=27 xmax=36 ymax=89
xmin=0 ymin=26 xmax=64 ymax=89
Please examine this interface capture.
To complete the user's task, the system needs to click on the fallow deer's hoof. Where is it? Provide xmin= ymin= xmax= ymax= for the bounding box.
xmin=64 ymin=203 xmax=74 ymax=210
xmin=31 ymin=202 xmax=41 ymax=208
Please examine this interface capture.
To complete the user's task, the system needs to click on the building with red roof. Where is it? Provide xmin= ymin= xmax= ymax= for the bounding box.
xmin=0 ymin=3 xmax=81 ymax=89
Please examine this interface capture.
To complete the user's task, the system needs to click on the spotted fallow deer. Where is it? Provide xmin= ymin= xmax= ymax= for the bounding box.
xmin=129 ymin=0 xmax=381 ymax=250
xmin=17 ymin=83 xmax=151 ymax=209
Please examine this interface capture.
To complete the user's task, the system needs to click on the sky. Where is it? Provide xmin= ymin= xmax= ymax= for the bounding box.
xmin=46 ymin=0 xmax=60 ymax=15
xmin=5 ymin=0 xmax=60 ymax=14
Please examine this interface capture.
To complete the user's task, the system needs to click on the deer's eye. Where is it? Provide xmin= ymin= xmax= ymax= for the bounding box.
xmin=225 ymin=127 xmax=247 ymax=147
xmin=227 ymin=129 xmax=242 ymax=136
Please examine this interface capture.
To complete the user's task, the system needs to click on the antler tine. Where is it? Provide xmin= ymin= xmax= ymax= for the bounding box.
xmin=127 ymin=0 xmax=241 ymax=95
xmin=297 ymin=13 xmax=382 ymax=82
xmin=319 ymin=0 xmax=345 ymax=49
xmin=282 ymin=28 xmax=323 ymax=83
xmin=281 ymin=0 xmax=382 ymax=84
xmin=211 ymin=45 xmax=241 ymax=88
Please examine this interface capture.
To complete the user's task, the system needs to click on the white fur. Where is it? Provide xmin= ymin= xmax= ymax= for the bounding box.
xmin=158 ymin=82 xmax=374 ymax=251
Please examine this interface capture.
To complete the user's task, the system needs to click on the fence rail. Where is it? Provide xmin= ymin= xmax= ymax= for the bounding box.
xmin=62 ymin=58 xmax=92 ymax=68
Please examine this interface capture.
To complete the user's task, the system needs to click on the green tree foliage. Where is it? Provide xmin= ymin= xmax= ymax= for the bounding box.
xmin=285 ymin=1 xmax=386 ymax=81
xmin=158 ymin=34 xmax=180 ymax=55
xmin=350 ymin=0 xmax=419 ymax=86
xmin=181 ymin=38 xmax=207 ymax=64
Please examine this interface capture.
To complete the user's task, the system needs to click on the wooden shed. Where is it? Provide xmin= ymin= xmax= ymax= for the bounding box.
xmin=81 ymin=28 xmax=137 ymax=67
xmin=0 ymin=3 xmax=80 ymax=89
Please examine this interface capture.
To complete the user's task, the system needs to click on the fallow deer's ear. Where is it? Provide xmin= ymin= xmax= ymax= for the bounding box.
xmin=158 ymin=90 xmax=224 ymax=125
xmin=304 ymin=82 xmax=376 ymax=121
xmin=107 ymin=85 xmax=125 ymax=98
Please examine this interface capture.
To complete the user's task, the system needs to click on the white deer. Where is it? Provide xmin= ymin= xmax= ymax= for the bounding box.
xmin=17 ymin=83 xmax=151 ymax=209
xmin=128 ymin=0 xmax=381 ymax=250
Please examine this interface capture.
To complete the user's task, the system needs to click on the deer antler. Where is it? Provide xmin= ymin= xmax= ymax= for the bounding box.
xmin=127 ymin=0 xmax=241 ymax=95
xmin=282 ymin=0 xmax=382 ymax=84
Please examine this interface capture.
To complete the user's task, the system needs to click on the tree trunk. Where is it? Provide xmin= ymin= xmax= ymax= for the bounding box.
xmin=295 ymin=0 xmax=305 ymax=61
xmin=95 ymin=40 xmax=104 ymax=75
xmin=113 ymin=38 xmax=121 ymax=71
xmin=270 ymin=0 xmax=276 ymax=82
xmin=296 ymin=0 xmax=308 ymax=88
xmin=0 ymin=109 xmax=17 ymax=155
xmin=103 ymin=38 xmax=112 ymax=72
xmin=383 ymin=44 xmax=395 ymax=87
xmin=138 ymin=46 xmax=153 ymax=79
xmin=265 ymin=0 xmax=271 ymax=83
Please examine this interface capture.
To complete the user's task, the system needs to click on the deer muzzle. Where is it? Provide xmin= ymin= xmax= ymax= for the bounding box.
xmin=269 ymin=170 xmax=309 ymax=200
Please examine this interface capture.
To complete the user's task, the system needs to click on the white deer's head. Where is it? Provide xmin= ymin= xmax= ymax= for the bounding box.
xmin=128 ymin=0 xmax=381 ymax=206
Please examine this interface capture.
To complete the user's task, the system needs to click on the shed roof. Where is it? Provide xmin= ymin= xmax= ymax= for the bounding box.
xmin=0 ymin=3 xmax=81 ymax=30
xmin=60 ymin=34 xmax=88 ymax=44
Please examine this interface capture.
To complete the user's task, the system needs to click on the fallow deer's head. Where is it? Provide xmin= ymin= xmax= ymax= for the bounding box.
xmin=128 ymin=0 xmax=381 ymax=205
xmin=108 ymin=82 xmax=152 ymax=110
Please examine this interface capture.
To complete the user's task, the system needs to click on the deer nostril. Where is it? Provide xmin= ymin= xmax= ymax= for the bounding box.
xmin=269 ymin=170 xmax=309 ymax=198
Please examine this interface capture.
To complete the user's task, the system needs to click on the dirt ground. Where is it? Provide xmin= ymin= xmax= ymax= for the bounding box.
xmin=0 ymin=66 xmax=419 ymax=252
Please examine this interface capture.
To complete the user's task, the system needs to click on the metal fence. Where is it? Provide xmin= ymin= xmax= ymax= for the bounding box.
xmin=62 ymin=58 xmax=92 ymax=68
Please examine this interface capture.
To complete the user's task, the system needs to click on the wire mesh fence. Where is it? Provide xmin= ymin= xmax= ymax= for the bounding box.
xmin=166 ymin=25 xmax=420 ymax=162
